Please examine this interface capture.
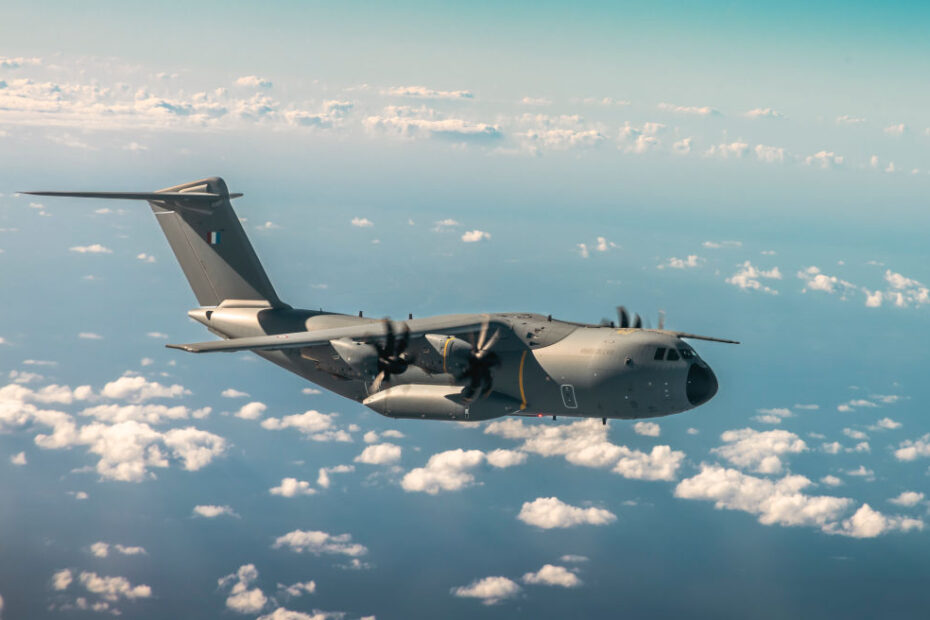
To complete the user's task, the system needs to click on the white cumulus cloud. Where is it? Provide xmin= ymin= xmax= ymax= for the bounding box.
xmin=517 ymin=496 xmax=616 ymax=529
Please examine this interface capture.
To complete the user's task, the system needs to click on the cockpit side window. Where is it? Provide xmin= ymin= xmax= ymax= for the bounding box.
xmin=667 ymin=349 xmax=680 ymax=361
xmin=679 ymin=348 xmax=695 ymax=360
xmin=654 ymin=347 xmax=666 ymax=360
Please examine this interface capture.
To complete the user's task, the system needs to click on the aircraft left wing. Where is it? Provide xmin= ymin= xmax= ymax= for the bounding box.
xmin=167 ymin=320 xmax=503 ymax=354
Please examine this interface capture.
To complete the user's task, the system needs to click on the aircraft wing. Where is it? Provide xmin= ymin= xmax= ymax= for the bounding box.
xmin=167 ymin=319 xmax=507 ymax=354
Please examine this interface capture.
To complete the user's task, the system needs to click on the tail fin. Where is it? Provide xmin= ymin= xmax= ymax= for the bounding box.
xmin=25 ymin=176 xmax=285 ymax=308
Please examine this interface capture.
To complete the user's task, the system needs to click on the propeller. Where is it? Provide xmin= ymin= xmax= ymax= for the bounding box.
xmin=616 ymin=306 xmax=643 ymax=329
xmin=371 ymin=320 xmax=415 ymax=392
xmin=459 ymin=316 xmax=502 ymax=401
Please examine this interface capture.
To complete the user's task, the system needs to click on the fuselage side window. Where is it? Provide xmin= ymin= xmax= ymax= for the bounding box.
xmin=654 ymin=347 xmax=666 ymax=361
xmin=667 ymin=348 xmax=680 ymax=361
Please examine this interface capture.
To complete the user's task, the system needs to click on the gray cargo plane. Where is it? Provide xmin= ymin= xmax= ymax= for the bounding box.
xmin=27 ymin=177 xmax=737 ymax=423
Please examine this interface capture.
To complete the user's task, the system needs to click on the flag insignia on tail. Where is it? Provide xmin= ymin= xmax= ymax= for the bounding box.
xmin=208 ymin=231 xmax=222 ymax=245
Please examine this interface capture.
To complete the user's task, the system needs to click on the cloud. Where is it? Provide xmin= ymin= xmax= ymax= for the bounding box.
xmin=100 ymin=375 xmax=189 ymax=403
xmin=517 ymin=497 xmax=616 ymax=529
xmin=218 ymin=564 xmax=268 ymax=614
xmin=317 ymin=464 xmax=353 ymax=488
xmin=834 ymin=504 xmax=923 ymax=538
xmin=384 ymin=85 xmax=473 ymax=99
xmin=821 ymin=475 xmax=843 ymax=487
xmin=79 ymin=571 xmax=152 ymax=601
xmin=673 ymin=137 xmax=692 ymax=154
xmin=79 ymin=403 xmax=211 ymax=424
xmin=894 ymin=434 xmax=930 ymax=461
xmin=754 ymin=144 xmax=786 ymax=164
xmin=136 ymin=253 xmax=156 ymax=263
xmin=10 ymin=451 xmax=26 ymax=465
xmin=235 ymin=75 xmax=272 ymax=88
xmin=193 ymin=504 xmax=238 ymax=518
xmin=702 ymin=240 xmax=742 ymax=249
xmin=889 ymin=491 xmax=924 ymax=507
xmin=222 ymin=388 xmax=249 ymax=398
xmin=521 ymin=564 xmax=582 ymax=588
xmin=836 ymin=115 xmax=866 ymax=125
xmin=261 ymin=410 xmax=349 ymax=442
xmin=658 ymin=102 xmax=719 ymax=116
xmin=354 ymin=442 xmax=402 ymax=465
xmin=484 ymin=418 xmax=684 ymax=480
xmin=451 ymin=576 xmax=520 ymax=605
xmin=577 ymin=243 xmax=589 ymax=258
xmin=89 ymin=542 xmax=147 ymax=558
xmin=235 ymin=401 xmax=267 ymax=420
xmin=364 ymin=106 xmax=500 ymax=141
xmin=0 ymin=56 xmax=41 ymax=68
xmin=881 ymin=269 xmax=929 ymax=308
xmin=560 ymin=554 xmax=589 ymax=563
xmin=705 ymin=141 xmax=749 ymax=159
xmin=461 ymin=230 xmax=491 ymax=243
xmin=521 ymin=96 xmax=551 ymax=106
xmin=618 ymin=122 xmax=663 ymax=153
xmin=661 ymin=255 xmax=702 ymax=269
xmin=278 ymin=580 xmax=316 ymax=598
xmin=745 ymin=108 xmax=784 ymax=119
xmin=726 ymin=261 xmax=782 ymax=294
xmin=633 ymin=422 xmax=660 ymax=437
xmin=69 ymin=244 xmax=112 ymax=254
xmin=796 ymin=266 xmax=858 ymax=298
xmin=351 ymin=217 xmax=373 ymax=228
xmin=273 ymin=530 xmax=368 ymax=557
xmin=401 ymin=448 xmax=484 ymax=494
xmin=1 ymin=381 xmax=226 ymax=481
xmin=147 ymin=332 xmax=168 ymax=339
xmin=675 ymin=465 xmax=853 ymax=532
xmin=873 ymin=417 xmax=901 ymax=430
xmin=52 ymin=568 xmax=73 ymax=590
xmin=712 ymin=428 xmax=807 ymax=474
xmin=804 ymin=150 xmax=844 ymax=169
xmin=485 ymin=449 xmax=527 ymax=468
xmin=883 ymin=123 xmax=907 ymax=136
xmin=78 ymin=332 xmax=103 ymax=340
xmin=270 ymin=477 xmax=317 ymax=497
xmin=753 ymin=407 xmax=793 ymax=424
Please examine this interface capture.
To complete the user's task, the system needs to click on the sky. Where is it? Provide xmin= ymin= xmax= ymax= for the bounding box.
xmin=1 ymin=2 xmax=930 ymax=618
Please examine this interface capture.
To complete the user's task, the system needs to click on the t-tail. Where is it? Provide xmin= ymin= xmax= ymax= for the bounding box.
xmin=24 ymin=177 xmax=286 ymax=309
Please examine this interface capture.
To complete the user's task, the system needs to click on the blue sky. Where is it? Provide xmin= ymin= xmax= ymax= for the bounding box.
xmin=2 ymin=2 xmax=930 ymax=618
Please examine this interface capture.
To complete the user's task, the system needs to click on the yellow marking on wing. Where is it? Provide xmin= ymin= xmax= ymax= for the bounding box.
xmin=518 ymin=350 xmax=528 ymax=410
xmin=442 ymin=337 xmax=453 ymax=374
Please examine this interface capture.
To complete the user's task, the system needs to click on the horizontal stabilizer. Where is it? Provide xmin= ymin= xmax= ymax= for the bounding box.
xmin=22 ymin=191 xmax=243 ymax=201
xmin=669 ymin=331 xmax=740 ymax=344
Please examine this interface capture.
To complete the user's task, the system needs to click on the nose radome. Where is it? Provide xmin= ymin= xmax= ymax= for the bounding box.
xmin=686 ymin=363 xmax=718 ymax=406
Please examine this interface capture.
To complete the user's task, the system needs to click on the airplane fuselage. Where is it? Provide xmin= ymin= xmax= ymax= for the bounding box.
xmin=191 ymin=304 xmax=718 ymax=422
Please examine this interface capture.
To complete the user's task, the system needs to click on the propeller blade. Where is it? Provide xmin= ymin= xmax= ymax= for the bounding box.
xmin=475 ymin=315 xmax=490 ymax=351
xmin=396 ymin=323 xmax=410 ymax=355
xmin=382 ymin=319 xmax=395 ymax=354
xmin=658 ymin=310 xmax=666 ymax=330
xmin=632 ymin=314 xmax=642 ymax=329
xmin=371 ymin=370 xmax=386 ymax=393
xmin=480 ymin=329 xmax=501 ymax=355
xmin=617 ymin=306 xmax=630 ymax=329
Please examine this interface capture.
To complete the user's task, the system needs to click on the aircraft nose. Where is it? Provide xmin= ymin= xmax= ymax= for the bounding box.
xmin=686 ymin=363 xmax=718 ymax=406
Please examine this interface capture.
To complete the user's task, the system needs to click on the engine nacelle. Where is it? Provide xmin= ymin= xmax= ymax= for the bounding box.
xmin=362 ymin=384 xmax=518 ymax=421
xmin=329 ymin=338 xmax=379 ymax=379
xmin=417 ymin=334 xmax=473 ymax=376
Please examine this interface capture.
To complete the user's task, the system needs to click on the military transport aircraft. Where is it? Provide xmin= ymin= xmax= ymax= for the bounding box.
xmin=27 ymin=177 xmax=737 ymax=423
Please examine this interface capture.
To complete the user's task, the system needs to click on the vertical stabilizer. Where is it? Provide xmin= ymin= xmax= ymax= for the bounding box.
xmin=150 ymin=177 xmax=283 ymax=307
